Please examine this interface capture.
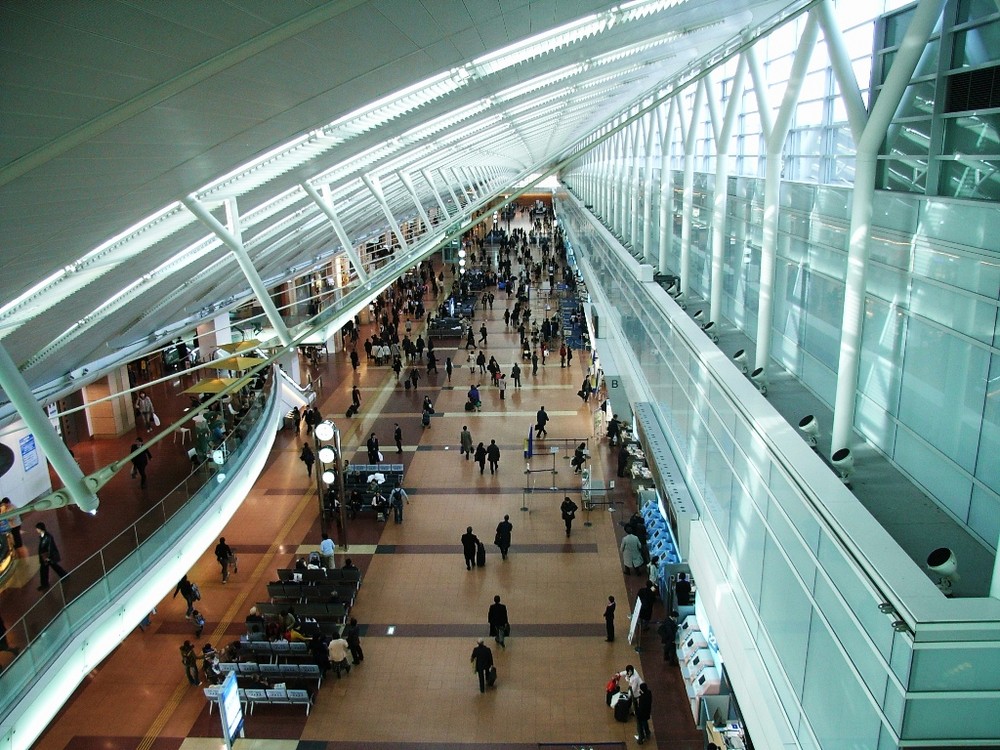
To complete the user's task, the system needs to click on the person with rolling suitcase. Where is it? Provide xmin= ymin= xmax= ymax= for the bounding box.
xmin=461 ymin=527 xmax=479 ymax=571
xmin=470 ymin=638 xmax=494 ymax=693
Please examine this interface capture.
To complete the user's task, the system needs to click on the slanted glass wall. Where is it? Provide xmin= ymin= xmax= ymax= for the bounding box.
xmin=557 ymin=192 xmax=1000 ymax=748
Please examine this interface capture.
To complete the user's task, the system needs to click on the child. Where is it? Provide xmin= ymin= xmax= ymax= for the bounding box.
xmin=192 ymin=609 xmax=206 ymax=638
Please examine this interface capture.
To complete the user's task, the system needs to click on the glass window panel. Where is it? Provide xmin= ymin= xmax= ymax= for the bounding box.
xmin=802 ymin=272 xmax=845 ymax=370
xmin=974 ymin=354 xmax=1000 ymax=489
xmin=759 ymin=536 xmax=811 ymax=694
xmin=898 ymin=317 xmax=988 ymax=471
xmin=957 ymin=0 xmax=1000 ymax=24
xmin=918 ymin=197 xmax=1000 ymax=253
xmin=939 ymin=159 xmax=1000 ymax=201
xmin=968 ymin=485 xmax=1000 ymax=546
xmin=910 ymin=278 xmax=997 ymax=345
xmin=895 ymin=428 xmax=973 ymax=519
xmin=797 ymin=99 xmax=826 ymax=130
xmin=943 ymin=113 xmax=1000 ymax=155
xmin=877 ymin=157 xmax=928 ymax=192
xmin=885 ymin=117 xmax=933 ymax=155
xmin=801 ymin=612 xmax=883 ymax=749
xmin=884 ymin=7 xmax=916 ymax=49
xmin=951 ymin=21 xmax=1000 ymax=68
xmin=858 ymin=296 xmax=905 ymax=414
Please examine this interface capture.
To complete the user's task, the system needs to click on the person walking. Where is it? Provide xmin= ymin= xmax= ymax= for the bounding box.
xmin=343 ymin=616 xmax=365 ymax=664
xmin=635 ymin=683 xmax=653 ymax=744
xmin=621 ymin=528 xmax=645 ymax=576
xmin=0 ymin=497 xmax=24 ymax=550
xmin=135 ymin=391 xmax=155 ymax=431
xmin=498 ymin=374 xmax=507 ymax=400
xmin=445 ymin=357 xmax=453 ymax=382
xmin=474 ymin=442 xmax=487 ymax=475
xmin=394 ymin=423 xmax=403 ymax=454
xmin=349 ymin=349 xmax=359 ymax=372
xmin=494 ymin=514 xmax=513 ymax=560
xmin=470 ymin=638 xmax=494 ymax=693
xmin=299 ymin=443 xmax=315 ymax=478
xmin=35 ymin=522 xmax=67 ymax=591
xmin=130 ymin=437 xmax=152 ymax=489
xmin=180 ymin=640 xmax=201 ymax=686
xmin=461 ymin=527 xmax=480 ymax=570
xmin=486 ymin=439 xmax=500 ymax=475
xmin=488 ymin=595 xmax=509 ymax=648
xmin=389 ymin=485 xmax=408 ymax=524
xmin=604 ymin=595 xmax=617 ymax=642
xmin=173 ymin=574 xmax=199 ymax=618
xmin=535 ymin=406 xmax=549 ymax=438
xmin=366 ymin=432 xmax=380 ymax=464
xmin=319 ymin=532 xmax=336 ymax=569
xmin=291 ymin=406 xmax=302 ymax=433
xmin=531 ymin=350 xmax=539 ymax=376
xmin=460 ymin=426 xmax=474 ymax=460
xmin=351 ymin=385 xmax=362 ymax=410
xmin=571 ymin=441 xmax=587 ymax=474
xmin=478 ymin=323 xmax=488 ymax=346
xmin=560 ymin=496 xmax=578 ymax=537
xmin=214 ymin=537 xmax=235 ymax=583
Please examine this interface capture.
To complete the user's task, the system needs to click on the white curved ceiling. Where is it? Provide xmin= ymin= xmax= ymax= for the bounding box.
xmin=0 ymin=0 xmax=805 ymax=405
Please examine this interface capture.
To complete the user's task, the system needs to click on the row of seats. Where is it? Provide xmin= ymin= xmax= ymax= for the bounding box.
xmin=218 ymin=660 xmax=322 ymax=686
xmin=204 ymin=685 xmax=314 ymax=716
xmin=238 ymin=639 xmax=310 ymax=662
xmin=276 ymin=568 xmax=361 ymax=588
xmin=267 ymin=581 xmax=357 ymax=607
xmin=254 ymin=601 xmax=348 ymax=625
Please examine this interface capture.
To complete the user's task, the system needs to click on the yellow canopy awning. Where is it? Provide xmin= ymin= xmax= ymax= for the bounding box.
xmin=209 ymin=355 xmax=267 ymax=371
xmin=181 ymin=377 xmax=242 ymax=394
xmin=219 ymin=339 xmax=260 ymax=354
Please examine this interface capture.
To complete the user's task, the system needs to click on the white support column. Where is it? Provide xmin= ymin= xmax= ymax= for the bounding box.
xmin=361 ymin=173 xmax=408 ymax=252
xmin=420 ymin=168 xmax=451 ymax=221
xmin=441 ymin=170 xmax=463 ymax=216
xmin=398 ymin=171 xmax=432 ymax=234
xmin=640 ymin=109 xmax=658 ymax=263
xmin=708 ymin=56 xmax=748 ymax=324
xmin=830 ymin=0 xmax=945 ymax=453
xmin=614 ymin=127 xmax=628 ymax=234
xmin=753 ymin=13 xmax=819 ymax=376
xmin=182 ymin=196 xmax=293 ymax=348
xmin=301 ymin=182 xmax=370 ymax=283
xmin=0 ymin=343 xmax=98 ymax=513
xmin=626 ymin=117 xmax=643 ymax=246
xmin=680 ymin=81 xmax=705 ymax=297
xmin=657 ymin=98 xmax=678 ymax=275
xmin=461 ymin=167 xmax=480 ymax=202
xmin=618 ymin=122 xmax=633 ymax=236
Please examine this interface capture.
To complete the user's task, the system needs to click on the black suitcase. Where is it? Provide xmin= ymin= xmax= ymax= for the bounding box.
xmin=464 ymin=401 xmax=475 ymax=412
xmin=485 ymin=665 xmax=497 ymax=687
xmin=613 ymin=694 xmax=632 ymax=722
xmin=476 ymin=540 xmax=486 ymax=567
xmin=346 ymin=404 xmax=358 ymax=418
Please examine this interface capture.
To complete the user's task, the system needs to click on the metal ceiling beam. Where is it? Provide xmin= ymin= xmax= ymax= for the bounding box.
xmin=301 ymin=182 xmax=370 ymax=283
xmin=181 ymin=197 xmax=292 ymax=348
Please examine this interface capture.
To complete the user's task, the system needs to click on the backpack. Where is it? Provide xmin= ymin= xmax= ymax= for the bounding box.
xmin=191 ymin=583 xmax=202 ymax=601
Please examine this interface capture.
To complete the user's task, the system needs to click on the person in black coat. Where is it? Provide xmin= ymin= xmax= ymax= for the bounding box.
xmin=342 ymin=617 xmax=365 ymax=664
xmin=470 ymin=638 xmax=494 ymax=693
xmin=35 ymin=522 xmax=67 ymax=591
xmin=366 ymin=433 xmax=380 ymax=464
xmin=461 ymin=527 xmax=479 ymax=571
xmin=560 ymin=496 xmax=578 ymax=537
xmin=130 ymin=437 xmax=152 ymax=489
xmin=487 ymin=595 xmax=509 ymax=648
xmin=637 ymin=581 xmax=657 ymax=631
xmin=635 ymin=683 xmax=653 ymax=744
xmin=494 ymin=515 xmax=513 ymax=560
xmin=658 ymin=614 xmax=678 ymax=663
xmin=603 ymin=595 xmax=616 ymax=642
xmin=486 ymin=440 xmax=500 ymax=475
xmin=474 ymin=443 xmax=487 ymax=475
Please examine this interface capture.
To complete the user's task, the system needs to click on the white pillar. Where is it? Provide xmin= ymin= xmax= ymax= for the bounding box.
xmin=680 ymin=81 xmax=705 ymax=297
xmin=302 ymin=182 xmax=370 ymax=282
xmin=361 ymin=173 xmax=408 ymax=252
xmin=657 ymin=98 xmax=678 ymax=275
xmin=830 ymin=0 xmax=945 ymax=453
xmin=640 ymin=109 xmax=658 ymax=263
xmin=420 ymin=168 xmax=451 ymax=220
xmin=708 ymin=57 xmax=748 ymax=324
xmin=0 ymin=342 xmax=97 ymax=513
xmin=753 ymin=15 xmax=819 ymax=374
xmin=182 ymin=197 xmax=293 ymax=348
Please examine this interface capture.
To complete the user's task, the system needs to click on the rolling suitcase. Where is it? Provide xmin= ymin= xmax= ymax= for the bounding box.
xmin=485 ymin=665 xmax=497 ymax=687
xmin=346 ymin=404 xmax=358 ymax=418
xmin=613 ymin=693 xmax=632 ymax=722
xmin=476 ymin=540 xmax=486 ymax=567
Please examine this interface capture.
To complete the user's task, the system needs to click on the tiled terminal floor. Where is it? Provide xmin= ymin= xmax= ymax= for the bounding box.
xmin=28 ymin=235 xmax=702 ymax=750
